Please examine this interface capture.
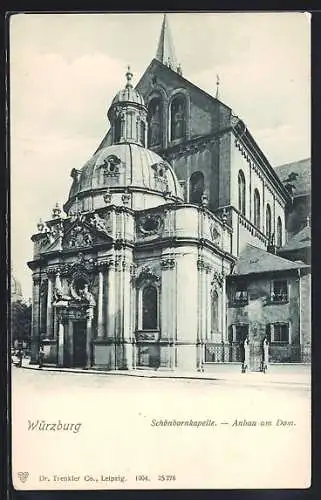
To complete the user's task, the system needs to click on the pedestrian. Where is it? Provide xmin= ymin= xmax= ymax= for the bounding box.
xmin=17 ymin=349 xmax=23 ymax=368
xmin=39 ymin=345 xmax=44 ymax=368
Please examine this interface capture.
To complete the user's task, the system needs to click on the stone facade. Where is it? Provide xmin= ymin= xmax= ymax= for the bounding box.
xmin=27 ymin=16 xmax=311 ymax=371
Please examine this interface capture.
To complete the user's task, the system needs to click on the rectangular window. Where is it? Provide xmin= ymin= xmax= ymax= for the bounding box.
xmin=271 ymin=323 xmax=290 ymax=343
xmin=234 ymin=324 xmax=249 ymax=343
xmin=179 ymin=180 xmax=186 ymax=201
xmin=271 ymin=280 xmax=288 ymax=303
xmin=233 ymin=282 xmax=248 ymax=306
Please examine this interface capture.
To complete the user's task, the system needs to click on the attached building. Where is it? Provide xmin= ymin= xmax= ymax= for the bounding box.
xmin=27 ymin=14 xmax=311 ymax=371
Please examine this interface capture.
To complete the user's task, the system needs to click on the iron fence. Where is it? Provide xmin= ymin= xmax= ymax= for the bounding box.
xmin=204 ymin=343 xmax=243 ymax=363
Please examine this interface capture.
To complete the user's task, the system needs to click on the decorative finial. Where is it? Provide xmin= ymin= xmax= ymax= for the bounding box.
xmin=125 ymin=65 xmax=133 ymax=88
xmin=103 ymin=188 xmax=112 ymax=205
xmin=306 ymin=216 xmax=310 ymax=227
xmin=221 ymin=208 xmax=227 ymax=226
xmin=37 ymin=218 xmax=44 ymax=232
xmin=201 ymin=193 xmax=209 ymax=207
xmin=122 ymin=188 xmax=131 ymax=206
xmin=216 ymin=74 xmax=220 ymax=99
xmin=177 ymin=63 xmax=182 ymax=76
xmin=52 ymin=202 xmax=61 ymax=219
xmin=75 ymin=195 xmax=81 ymax=215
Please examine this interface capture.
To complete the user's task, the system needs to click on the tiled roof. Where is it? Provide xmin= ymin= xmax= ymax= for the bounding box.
xmin=232 ymin=244 xmax=309 ymax=276
xmin=274 ymin=158 xmax=311 ymax=196
xmin=278 ymin=225 xmax=311 ymax=252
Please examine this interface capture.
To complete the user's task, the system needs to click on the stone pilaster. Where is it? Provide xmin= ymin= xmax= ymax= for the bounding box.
xmin=221 ymin=272 xmax=227 ymax=343
xmin=107 ymin=259 xmax=116 ymax=339
xmin=57 ymin=314 xmax=67 ymax=367
xmin=130 ymin=264 xmax=137 ymax=369
xmin=122 ymin=258 xmax=133 ymax=369
xmin=46 ymin=270 xmax=55 ymax=338
xmin=196 ymin=258 xmax=204 ymax=371
xmin=67 ymin=318 xmax=74 ymax=367
xmin=206 ymin=266 xmax=212 ymax=341
xmin=85 ymin=307 xmax=94 ymax=369
xmin=96 ymin=264 xmax=105 ymax=338
xmin=160 ymin=256 xmax=177 ymax=369
xmin=30 ymin=274 xmax=41 ymax=364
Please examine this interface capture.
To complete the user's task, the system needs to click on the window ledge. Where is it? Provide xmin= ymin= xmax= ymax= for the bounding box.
xmin=230 ymin=300 xmax=248 ymax=307
xmin=269 ymin=298 xmax=289 ymax=305
xmin=135 ymin=330 xmax=160 ymax=342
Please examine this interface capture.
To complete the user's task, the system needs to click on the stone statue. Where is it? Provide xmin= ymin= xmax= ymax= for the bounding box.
xmin=262 ymin=338 xmax=269 ymax=373
xmin=149 ymin=104 xmax=161 ymax=146
xmin=89 ymin=213 xmax=106 ymax=232
xmin=242 ymin=337 xmax=250 ymax=373
xmin=79 ymin=284 xmax=95 ymax=306
xmin=54 ymin=273 xmax=71 ymax=302
xmin=172 ymin=103 xmax=184 ymax=140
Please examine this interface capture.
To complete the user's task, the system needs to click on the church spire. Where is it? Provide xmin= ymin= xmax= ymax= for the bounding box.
xmin=156 ymin=14 xmax=179 ymax=72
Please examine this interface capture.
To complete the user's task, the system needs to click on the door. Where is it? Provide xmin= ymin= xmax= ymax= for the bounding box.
xmin=73 ymin=320 xmax=87 ymax=367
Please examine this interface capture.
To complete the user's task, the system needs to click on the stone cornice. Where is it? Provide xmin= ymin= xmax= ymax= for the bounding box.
xmin=159 ymin=127 xmax=232 ymax=161
xmin=136 ymin=235 xmax=235 ymax=263
xmin=231 ymin=120 xmax=291 ymax=205
xmin=64 ymin=186 xmax=182 ymax=213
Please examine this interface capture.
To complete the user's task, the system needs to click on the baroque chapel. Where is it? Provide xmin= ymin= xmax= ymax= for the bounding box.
xmin=28 ymin=14 xmax=311 ymax=371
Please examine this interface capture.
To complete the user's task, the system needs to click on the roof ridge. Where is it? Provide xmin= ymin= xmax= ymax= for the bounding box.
xmin=274 ymin=157 xmax=311 ymax=168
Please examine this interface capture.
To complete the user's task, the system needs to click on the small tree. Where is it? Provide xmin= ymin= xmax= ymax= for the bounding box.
xmin=11 ymin=300 xmax=32 ymax=347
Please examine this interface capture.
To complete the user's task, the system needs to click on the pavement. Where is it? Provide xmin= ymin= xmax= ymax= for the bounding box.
xmin=17 ymin=357 xmax=311 ymax=388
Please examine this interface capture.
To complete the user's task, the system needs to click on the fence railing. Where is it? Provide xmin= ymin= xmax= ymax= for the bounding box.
xmin=204 ymin=342 xmax=310 ymax=364
xmin=204 ymin=343 xmax=243 ymax=363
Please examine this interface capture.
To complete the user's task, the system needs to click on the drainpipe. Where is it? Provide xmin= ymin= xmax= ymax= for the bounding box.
xmin=298 ymin=268 xmax=301 ymax=360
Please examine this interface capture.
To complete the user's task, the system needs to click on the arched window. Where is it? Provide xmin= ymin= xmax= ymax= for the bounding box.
xmin=266 ymin=204 xmax=272 ymax=239
xmin=142 ymin=285 xmax=158 ymax=330
xmin=148 ymin=98 xmax=162 ymax=147
xmin=114 ymin=116 xmax=122 ymax=143
xmin=140 ymin=121 xmax=146 ymax=147
xmin=254 ymin=189 xmax=261 ymax=229
xmin=189 ymin=171 xmax=204 ymax=204
xmin=238 ymin=170 xmax=246 ymax=215
xmin=211 ymin=291 xmax=219 ymax=333
xmin=170 ymin=96 xmax=186 ymax=141
xmin=276 ymin=217 xmax=283 ymax=247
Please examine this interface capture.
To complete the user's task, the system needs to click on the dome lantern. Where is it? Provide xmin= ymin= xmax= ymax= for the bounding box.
xmin=108 ymin=66 xmax=148 ymax=148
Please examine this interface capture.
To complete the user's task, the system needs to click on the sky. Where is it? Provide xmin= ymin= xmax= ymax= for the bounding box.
xmin=9 ymin=12 xmax=311 ymax=298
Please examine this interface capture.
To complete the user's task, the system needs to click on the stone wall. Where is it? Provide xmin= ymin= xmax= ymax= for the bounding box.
xmin=300 ymin=272 xmax=311 ymax=362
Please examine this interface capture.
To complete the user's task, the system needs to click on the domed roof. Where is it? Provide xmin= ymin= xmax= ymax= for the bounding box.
xmin=112 ymin=86 xmax=145 ymax=107
xmin=67 ymin=142 xmax=183 ymax=203
xmin=110 ymin=66 xmax=145 ymax=108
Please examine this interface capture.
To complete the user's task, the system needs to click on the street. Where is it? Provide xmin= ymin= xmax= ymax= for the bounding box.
xmin=11 ymin=367 xmax=311 ymax=490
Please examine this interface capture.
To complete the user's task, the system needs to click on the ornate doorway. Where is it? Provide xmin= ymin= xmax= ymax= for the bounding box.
xmin=73 ymin=320 xmax=87 ymax=367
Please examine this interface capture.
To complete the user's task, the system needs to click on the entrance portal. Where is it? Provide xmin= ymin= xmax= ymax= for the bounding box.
xmin=73 ymin=320 xmax=87 ymax=367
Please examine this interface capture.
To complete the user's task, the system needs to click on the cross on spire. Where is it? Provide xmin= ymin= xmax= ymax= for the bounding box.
xmin=156 ymin=14 xmax=179 ymax=72
xmin=125 ymin=65 xmax=133 ymax=88
xmin=216 ymin=74 xmax=220 ymax=99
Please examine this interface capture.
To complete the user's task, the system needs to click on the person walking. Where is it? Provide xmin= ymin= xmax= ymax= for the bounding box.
xmin=17 ymin=348 xmax=23 ymax=368
xmin=39 ymin=345 xmax=44 ymax=368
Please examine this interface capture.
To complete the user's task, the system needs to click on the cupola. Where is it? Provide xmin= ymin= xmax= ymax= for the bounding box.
xmin=107 ymin=66 xmax=148 ymax=147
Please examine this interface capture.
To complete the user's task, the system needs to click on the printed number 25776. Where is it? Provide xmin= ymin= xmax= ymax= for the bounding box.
xmin=158 ymin=475 xmax=176 ymax=481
